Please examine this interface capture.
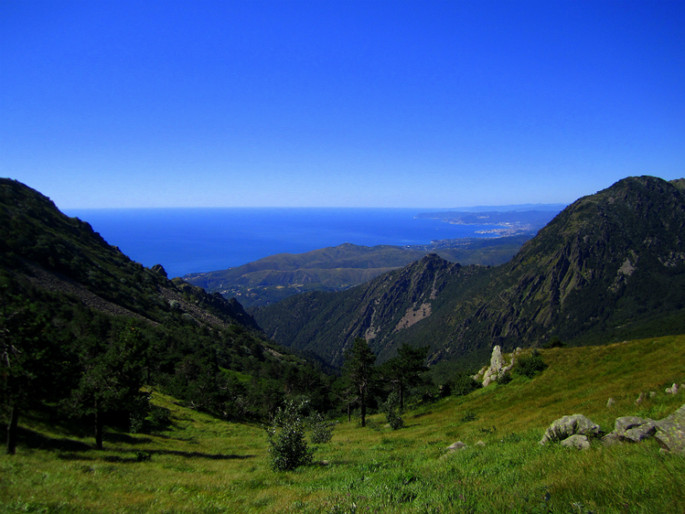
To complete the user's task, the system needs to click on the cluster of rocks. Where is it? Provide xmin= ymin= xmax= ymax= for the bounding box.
xmin=473 ymin=345 xmax=521 ymax=387
xmin=539 ymin=404 xmax=685 ymax=453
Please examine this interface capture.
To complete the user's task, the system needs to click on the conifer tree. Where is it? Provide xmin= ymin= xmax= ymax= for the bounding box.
xmin=383 ymin=344 xmax=428 ymax=411
xmin=342 ymin=338 xmax=376 ymax=427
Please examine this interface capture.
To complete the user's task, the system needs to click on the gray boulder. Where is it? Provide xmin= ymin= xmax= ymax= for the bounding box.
xmin=654 ymin=403 xmax=685 ymax=453
xmin=602 ymin=416 xmax=656 ymax=445
xmin=540 ymin=414 xmax=601 ymax=444
xmin=539 ymin=414 xmax=601 ymax=445
xmin=446 ymin=441 xmax=467 ymax=452
xmin=560 ymin=434 xmax=590 ymax=450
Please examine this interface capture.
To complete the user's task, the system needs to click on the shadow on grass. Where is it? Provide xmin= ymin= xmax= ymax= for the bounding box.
xmin=18 ymin=427 xmax=92 ymax=452
xmin=19 ymin=428 xmax=252 ymax=461
xmin=56 ymin=447 xmax=254 ymax=462
xmin=149 ymin=449 xmax=254 ymax=460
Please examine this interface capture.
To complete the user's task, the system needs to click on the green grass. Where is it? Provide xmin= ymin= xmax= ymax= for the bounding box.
xmin=2 ymin=335 xmax=685 ymax=512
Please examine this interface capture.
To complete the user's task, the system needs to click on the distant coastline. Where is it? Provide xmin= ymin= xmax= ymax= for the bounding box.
xmin=65 ymin=207 xmax=561 ymax=278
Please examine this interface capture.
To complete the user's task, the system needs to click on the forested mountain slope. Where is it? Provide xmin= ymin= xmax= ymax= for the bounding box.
xmin=255 ymin=176 xmax=685 ymax=370
xmin=1 ymin=178 xmax=329 ymax=452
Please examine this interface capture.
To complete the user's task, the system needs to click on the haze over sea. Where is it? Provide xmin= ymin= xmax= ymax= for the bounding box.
xmin=65 ymin=208 xmax=509 ymax=278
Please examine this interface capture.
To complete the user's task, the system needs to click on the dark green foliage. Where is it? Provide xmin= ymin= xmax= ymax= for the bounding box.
xmin=382 ymin=344 xmax=428 ymax=411
xmin=496 ymin=372 xmax=512 ymax=385
xmin=513 ymin=350 xmax=548 ymax=378
xmin=382 ymin=392 xmax=404 ymax=430
xmin=68 ymin=321 xmax=149 ymax=449
xmin=446 ymin=372 xmax=481 ymax=397
xmin=543 ymin=335 xmax=566 ymax=348
xmin=308 ymin=412 xmax=334 ymax=444
xmin=266 ymin=399 xmax=314 ymax=471
xmin=0 ymin=178 xmax=333 ymax=452
xmin=342 ymin=338 xmax=376 ymax=427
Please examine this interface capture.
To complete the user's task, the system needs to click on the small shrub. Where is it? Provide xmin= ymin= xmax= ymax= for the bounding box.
xmin=450 ymin=372 xmax=482 ymax=397
xmin=309 ymin=412 xmax=334 ymax=444
xmin=497 ymin=372 xmax=512 ymax=385
xmin=543 ymin=335 xmax=565 ymax=348
xmin=266 ymin=399 xmax=314 ymax=471
xmin=383 ymin=392 xmax=404 ymax=430
xmin=514 ymin=350 xmax=548 ymax=378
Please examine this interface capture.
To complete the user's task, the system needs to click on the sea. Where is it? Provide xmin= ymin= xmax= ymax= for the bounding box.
xmin=64 ymin=208 xmax=505 ymax=278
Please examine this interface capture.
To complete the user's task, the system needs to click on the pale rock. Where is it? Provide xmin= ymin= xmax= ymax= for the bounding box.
xmin=446 ymin=441 xmax=467 ymax=452
xmin=612 ymin=416 xmax=656 ymax=443
xmin=539 ymin=414 xmax=601 ymax=445
xmin=481 ymin=346 xmax=519 ymax=387
xmin=654 ymin=403 xmax=685 ymax=453
xmin=665 ymin=383 xmax=679 ymax=395
xmin=560 ymin=434 xmax=590 ymax=450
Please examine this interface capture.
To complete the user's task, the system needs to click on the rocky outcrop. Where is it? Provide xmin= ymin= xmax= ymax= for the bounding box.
xmin=654 ymin=404 xmax=685 ymax=453
xmin=539 ymin=414 xmax=601 ymax=445
xmin=546 ymin=403 xmax=685 ymax=454
xmin=474 ymin=345 xmax=520 ymax=386
xmin=602 ymin=416 xmax=656 ymax=445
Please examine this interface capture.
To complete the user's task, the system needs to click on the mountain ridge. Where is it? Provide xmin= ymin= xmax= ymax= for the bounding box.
xmin=184 ymin=237 xmax=532 ymax=307
xmin=255 ymin=176 xmax=685 ymax=371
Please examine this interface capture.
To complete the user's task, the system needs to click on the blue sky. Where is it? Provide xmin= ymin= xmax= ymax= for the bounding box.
xmin=1 ymin=0 xmax=684 ymax=208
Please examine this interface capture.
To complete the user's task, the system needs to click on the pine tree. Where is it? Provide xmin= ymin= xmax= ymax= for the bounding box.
xmin=383 ymin=344 xmax=428 ymax=411
xmin=342 ymin=338 xmax=376 ymax=427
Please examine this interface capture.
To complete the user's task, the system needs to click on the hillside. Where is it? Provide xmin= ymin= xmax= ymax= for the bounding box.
xmin=0 ymin=178 xmax=330 ymax=440
xmin=184 ymin=237 xmax=530 ymax=307
xmin=255 ymin=176 xmax=685 ymax=370
xmin=2 ymin=335 xmax=684 ymax=512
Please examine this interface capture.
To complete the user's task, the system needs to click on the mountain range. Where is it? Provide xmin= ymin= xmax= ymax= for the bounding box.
xmin=183 ymin=236 xmax=532 ymax=307
xmin=254 ymin=176 xmax=685 ymax=373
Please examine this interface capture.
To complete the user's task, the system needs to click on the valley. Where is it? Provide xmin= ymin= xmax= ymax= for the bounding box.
xmin=2 ymin=336 xmax=684 ymax=512
xmin=2 ymin=176 xmax=685 ymax=512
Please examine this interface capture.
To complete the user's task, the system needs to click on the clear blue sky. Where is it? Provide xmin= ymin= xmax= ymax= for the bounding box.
xmin=2 ymin=0 xmax=684 ymax=208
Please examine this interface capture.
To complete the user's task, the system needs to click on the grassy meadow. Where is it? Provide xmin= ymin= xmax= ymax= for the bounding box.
xmin=2 ymin=335 xmax=685 ymax=512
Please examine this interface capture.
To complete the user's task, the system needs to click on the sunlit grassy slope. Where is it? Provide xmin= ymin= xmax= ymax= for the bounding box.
xmin=2 ymin=335 xmax=685 ymax=512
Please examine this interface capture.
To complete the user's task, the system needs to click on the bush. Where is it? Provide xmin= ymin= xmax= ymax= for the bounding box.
xmin=513 ymin=350 xmax=548 ymax=378
xmin=450 ymin=372 xmax=482 ymax=397
xmin=496 ymin=372 xmax=512 ymax=385
xmin=266 ymin=399 xmax=314 ymax=471
xmin=383 ymin=392 xmax=404 ymax=430
xmin=543 ymin=335 xmax=565 ymax=348
xmin=308 ymin=412 xmax=334 ymax=444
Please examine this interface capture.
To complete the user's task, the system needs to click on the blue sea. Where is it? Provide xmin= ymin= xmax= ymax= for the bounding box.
xmin=65 ymin=208 xmax=503 ymax=278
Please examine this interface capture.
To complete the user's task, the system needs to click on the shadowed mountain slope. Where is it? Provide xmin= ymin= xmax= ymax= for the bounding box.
xmin=255 ymin=176 xmax=685 ymax=370
xmin=0 ymin=178 xmax=330 ymax=420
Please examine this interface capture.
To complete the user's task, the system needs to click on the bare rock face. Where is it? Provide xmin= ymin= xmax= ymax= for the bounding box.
xmin=539 ymin=414 xmax=601 ymax=445
xmin=478 ymin=346 xmax=519 ymax=387
xmin=654 ymin=404 xmax=685 ymax=453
